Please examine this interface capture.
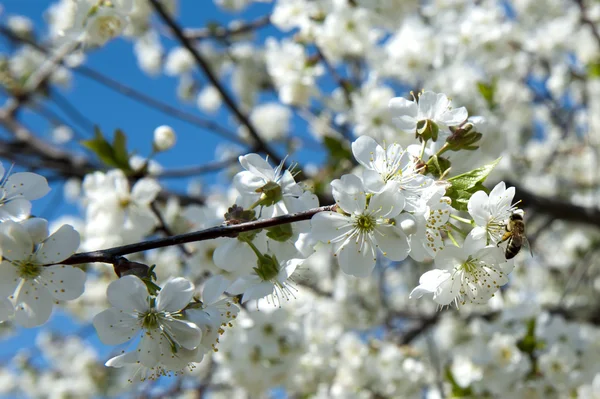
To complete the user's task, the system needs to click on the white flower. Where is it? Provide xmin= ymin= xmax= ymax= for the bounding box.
xmin=228 ymin=256 xmax=302 ymax=305
xmin=245 ymin=103 xmax=292 ymax=142
xmin=93 ymin=275 xmax=203 ymax=377
xmin=468 ymin=181 xmax=518 ymax=245
xmin=164 ymin=47 xmax=194 ymax=76
xmin=0 ymin=164 xmax=50 ymax=222
xmin=82 ymin=169 xmax=160 ymax=244
xmin=153 ymin=125 xmax=176 ymax=152
xmin=409 ymin=195 xmax=453 ymax=261
xmin=311 ymin=174 xmax=412 ymax=277
xmin=351 ymin=135 xmax=433 ymax=212
xmin=233 ymin=153 xmax=305 ymax=218
xmin=0 ymin=220 xmax=84 ymax=327
xmin=389 ymin=91 xmax=468 ymax=136
xmin=63 ymin=0 xmax=133 ymax=47
xmin=265 ymin=38 xmax=323 ymax=106
xmin=409 ymin=234 xmax=511 ymax=306
xmin=185 ymin=275 xmax=239 ymax=353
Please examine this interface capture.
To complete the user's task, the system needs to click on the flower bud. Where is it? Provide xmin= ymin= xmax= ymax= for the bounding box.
xmin=153 ymin=125 xmax=176 ymax=152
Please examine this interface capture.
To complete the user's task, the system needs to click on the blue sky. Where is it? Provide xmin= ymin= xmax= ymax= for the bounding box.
xmin=0 ymin=0 xmax=314 ymax=382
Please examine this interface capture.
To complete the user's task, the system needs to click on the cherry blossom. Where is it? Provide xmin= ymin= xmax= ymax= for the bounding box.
xmin=0 ymin=220 xmax=84 ymax=327
xmin=311 ymin=174 xmax=412 ymax=277
xmin=0 ymin=164 xmax=50 ymax=222
xmin=93 ymin=275 xmax=202 ymax=378
xmin=410 ymin=234 xmax=512 ymax=306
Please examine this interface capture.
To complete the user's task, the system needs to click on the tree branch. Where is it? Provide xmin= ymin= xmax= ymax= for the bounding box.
xmin=149 ymin=1 xmax=285 ymax=167
xmin=60 ymin=205 xmax=337 ymax=266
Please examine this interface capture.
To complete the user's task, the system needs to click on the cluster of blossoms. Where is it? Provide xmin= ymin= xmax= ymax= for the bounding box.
xmin=3 ymin=0 xmax=600 ymax=397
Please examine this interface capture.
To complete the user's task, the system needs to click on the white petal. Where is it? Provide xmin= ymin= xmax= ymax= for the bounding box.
xmin=227 ymin=276 xmax=259 ymax=295
xmin=233 ymin=170 xmax=264 ymax=194
xmin=22 ymin=218 xmax=48 ymax=244
xmin=434 ymin=246 xmax=465 ymax=271
xmin=138 ymin=330 xmax=162 ymax=368
xmin=367 ymin=183 xmax=405 ymax=218
xmin=202 ymin=275 xmax=231 ymax=305
xmin=338 ymin=238 xmax=376 ymax=277
xmin=434 ymin=271 xmax=462 ymax=305
xmin=389 ymin=97 xmax=418 ymax=117
xmin=131 ymin=178 xmax=161 ymax=204
xmin=4 ymin=172 xmax=50 ymax=200
xmin=279 ymin=258 xmax=302 ymax=281
xmin=0 ymin=297 xmax=14 ymax=322
xmin=161 ymin=318 xmax=202 ymax=350
xmin=373 ymin=225 xmax=410 ymax=261
xmin=106 ymin=275 xmax=149 ymax=312
xmin=0 ymin=221 xmax=33 ymax=261
xmin=439 ymin=107 xmax=468 ymax=127
xmin=362 ymin=170 xmax=386 ymax=193
xmin=310 ymin=211 xmax=353 ymax=243
xmin=35 ymin=224 xmax=80 ymax=264
xmin=0 ymin=262 xmax=19 ymax=297
xmin=14 ymin=280 xmax=53 ymax=327
xmin=0 ymin=198 xmax=31 ymax=222
xmin=93 ymin=308 xmax=140 ymax=345
xmin=156 ymin=277 xmax=194 ymax=312
xmin=331 ymin=174 xmax=366 ymax=214
xmin=213 ymin=238 xmax=256 ymax=273
xmin=242 ymin=281 xmax=274 ymax=303
xmin=463 ymin=233 xmax=486 ymax=254
xmin=239 ymin=154 xmax=275 ymax=181
xmin=39 ymin=265 xmax=86 ymax=300
xmin=351 ymin=136 xmax=379 ymax=169
xmin=468 ymin=190 xmax=491 ymax=226
xmin=392 ymin=115 xmax=418 ymax=133
xmin=409 ymin=269 xmax=450 ymax=299
xmin=105 ymin=351 xmax=137 ymax=368
xmin=418 ymin=91 xmax=444 ymax=119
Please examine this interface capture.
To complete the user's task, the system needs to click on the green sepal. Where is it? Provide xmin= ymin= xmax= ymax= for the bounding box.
xmin=445 ymin=158 xmax=499 ymax=211
xmin=426 ymin=155 xmax=451 ymax=178
xmin=417 ymin=119 xmax=439 ymax=142
xmin=266 ymin=223 xmax=294 ymax=242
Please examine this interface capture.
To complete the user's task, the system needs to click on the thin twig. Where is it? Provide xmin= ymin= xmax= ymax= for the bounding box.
xmin=0 ymin=26 xmax=242 ymax=144
xmin=149 ymin=0 xmax=285 ymax=167
xmin=185 ymin=15 xmax=271 ymax=40
xmin=59 ymin=205 xmax=337 ymax=266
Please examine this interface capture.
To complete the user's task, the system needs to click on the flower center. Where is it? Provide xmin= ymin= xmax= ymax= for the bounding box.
xmin=96 ymin=15 xmax=123 ymax=39
xmin=355 ymin=214 xmax=376 ymax=233
xmin=15 ymin=260 xmax=41 ymax=280
xmin=141 ymin=310 xmax=161 ymax=330
xmin=461 ymin=257 xmax=478 ymax=275
xmin=255 ymin=181 xmax=283 ymax=207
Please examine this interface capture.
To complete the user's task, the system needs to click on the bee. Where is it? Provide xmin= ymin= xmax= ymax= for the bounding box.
xmin=498 ymin=209 xmax=531 ymax=259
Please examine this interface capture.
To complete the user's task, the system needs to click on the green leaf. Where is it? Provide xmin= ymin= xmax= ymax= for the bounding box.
xmin=323 ymin=136 xmax=352 ymax=162
xmin=81 ymin=126 xmax=132 ymax=172
xmin=82 ymin=127 xmax=116 ymax=166
xmin=477 ymin=79 xmax=497 ymax=109
xmin=588 ymin=60 xmax=600 ymax=78
xmin=446 ymin=158 xmax=500 ymax=211
xmin=112 ymin=129 xmax=131 ymax=171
